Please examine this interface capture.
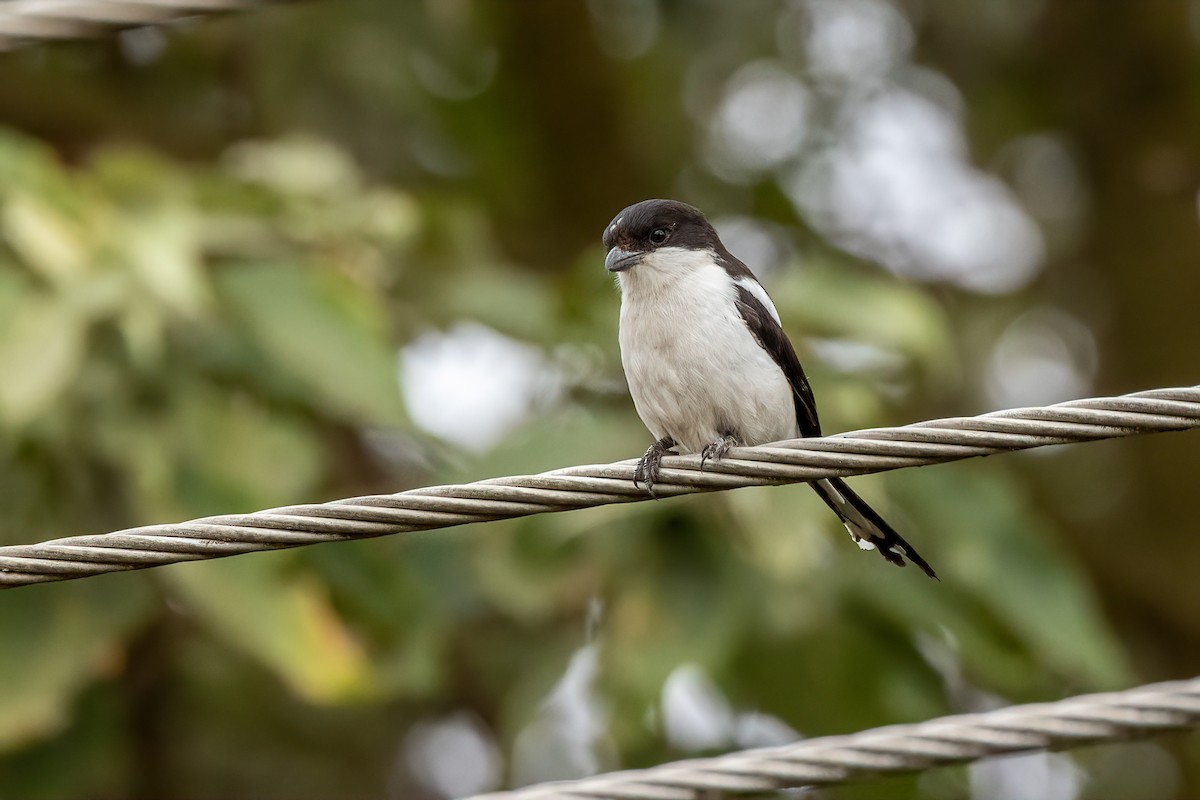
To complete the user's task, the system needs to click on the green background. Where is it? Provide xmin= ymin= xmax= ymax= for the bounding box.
xmin=0 ymin=1 xmax=1197 ymax=798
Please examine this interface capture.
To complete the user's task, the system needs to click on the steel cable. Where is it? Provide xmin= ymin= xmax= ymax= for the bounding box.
xmin=0 ymin=0 xmax=274 ymax=49
xmin=0 ymin=385 xmax=1198 ymax=588
xmin=468 ymin=678 xmax=1200 ymax=800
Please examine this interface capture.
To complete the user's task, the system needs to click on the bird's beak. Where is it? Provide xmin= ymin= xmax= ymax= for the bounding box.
xmin=605 ymin=247 xmax=641 ymax=273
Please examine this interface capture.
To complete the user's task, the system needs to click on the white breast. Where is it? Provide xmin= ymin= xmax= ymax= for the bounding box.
xmin=617 ymin=250 xmax=798 ymax=452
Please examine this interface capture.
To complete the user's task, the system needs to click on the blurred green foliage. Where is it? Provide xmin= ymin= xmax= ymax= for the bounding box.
xmin=0 ymin=1 xmax=1197 ymax=799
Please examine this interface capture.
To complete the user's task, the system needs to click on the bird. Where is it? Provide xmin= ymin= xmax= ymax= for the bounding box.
xmin=603 ymin=198 xmax=936 ymax=578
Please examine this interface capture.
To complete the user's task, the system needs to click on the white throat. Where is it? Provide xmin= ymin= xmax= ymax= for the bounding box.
xmin=616 ymin=247 xmax=719 ymax=297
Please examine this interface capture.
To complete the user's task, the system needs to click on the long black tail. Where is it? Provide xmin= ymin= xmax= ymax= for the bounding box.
xmin=809 ymin=477 xmax=937 ymax=579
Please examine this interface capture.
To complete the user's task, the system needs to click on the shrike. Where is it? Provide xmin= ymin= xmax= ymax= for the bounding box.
xmin=604 ymin=199 xmax=935 ymax=578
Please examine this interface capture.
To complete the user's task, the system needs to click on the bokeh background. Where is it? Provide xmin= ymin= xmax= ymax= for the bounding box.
xmin=0 ymin=1 xmax=1198 ymax=798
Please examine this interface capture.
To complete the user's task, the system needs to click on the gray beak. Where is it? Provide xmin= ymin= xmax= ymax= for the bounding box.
xmin=605 ymin=247 xmax=642 ymax=273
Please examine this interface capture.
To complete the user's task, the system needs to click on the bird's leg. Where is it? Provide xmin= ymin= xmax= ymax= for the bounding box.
xmin=700 ymin=432 xmax=740 ymax=469
xmin=634 ymin=436 xmax=676 ymax=495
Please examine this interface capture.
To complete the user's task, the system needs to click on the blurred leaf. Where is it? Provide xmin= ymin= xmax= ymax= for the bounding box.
xmin=0 ymin=580 xmax=152 ymax=749
xmin=0 ymin=131 xmax=61 ymax=189
xmin=88 ymin=146 xmax=188 ymax=206
xmin=96 ymin=381 xmax=325 ymax=522
xmin=0 ymin=294 xmax=88 ymax=428
xmin=217 ymin=263 xmax=408 ymax=426
xmin=224 ymin=136 xmax=362 ymax=198
xmin=774 ymin=261 xmax=959 ymax=386
xmin=2 ymin=191 xmax=88 ymax=283
xmin=0 ymin=268 xmax=28 ymax=327
xmin=165 ymin=556 xmax=377 ymax=704
xmin=118 ymin=204 xmax=210 ymax=317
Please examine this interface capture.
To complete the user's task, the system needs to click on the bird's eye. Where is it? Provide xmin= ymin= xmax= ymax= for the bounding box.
xmin=649 ymin=227 xmax=669 ymax=245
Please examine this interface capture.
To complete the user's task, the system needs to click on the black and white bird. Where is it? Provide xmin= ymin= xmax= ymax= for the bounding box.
xmin=604 ymin=198 xmax=935 ymax=578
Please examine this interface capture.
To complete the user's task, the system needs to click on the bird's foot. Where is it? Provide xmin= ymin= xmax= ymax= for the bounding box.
xmin=700 ymin=434 xmax=740 ymax=469
xmin=634 ymin=437 xmax=675 ymax=496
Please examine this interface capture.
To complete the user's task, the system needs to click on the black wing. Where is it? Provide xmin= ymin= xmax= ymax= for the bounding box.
xmin=732 ymin=279 xmax=822 ymax=438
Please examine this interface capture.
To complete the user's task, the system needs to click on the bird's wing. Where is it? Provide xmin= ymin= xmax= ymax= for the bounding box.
xmin=731 ymin=277 xmax=822 ymax=438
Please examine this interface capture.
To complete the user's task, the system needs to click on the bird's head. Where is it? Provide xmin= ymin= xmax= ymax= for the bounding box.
xmin=602 ymin=199 xmax=721 ymax=282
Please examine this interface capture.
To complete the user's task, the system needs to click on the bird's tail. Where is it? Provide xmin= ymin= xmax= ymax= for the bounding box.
xmin=810 ymin=477 xmax=937 ymax=579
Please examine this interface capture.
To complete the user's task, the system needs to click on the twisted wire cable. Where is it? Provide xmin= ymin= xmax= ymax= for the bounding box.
xmin=468 ymin=678 xmax=1200 ymax=800
xmin=1 ymin=385 xmax=1198 ymax=588
xmin=0 ymin=0 xmax=277 ymax=50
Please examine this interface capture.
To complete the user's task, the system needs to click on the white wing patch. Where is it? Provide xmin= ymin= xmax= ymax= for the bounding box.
xmin=734 ymin=277 xmax=781 ymax=326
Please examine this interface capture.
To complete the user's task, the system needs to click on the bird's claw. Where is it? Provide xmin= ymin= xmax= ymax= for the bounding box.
xmin=634 ymin=437 xmax=674 ymax=496
xmin=700 ymin=435 xmax=738 ymax=469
